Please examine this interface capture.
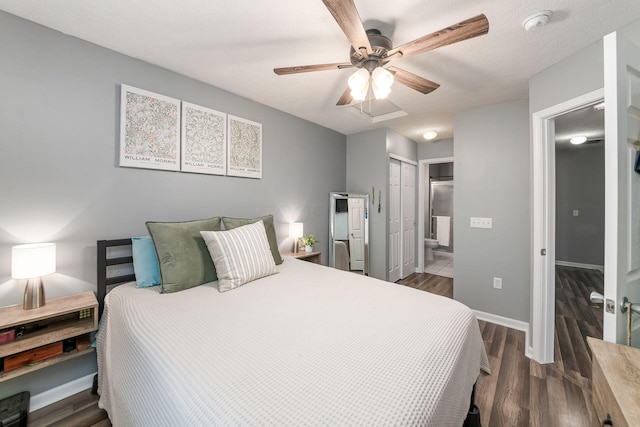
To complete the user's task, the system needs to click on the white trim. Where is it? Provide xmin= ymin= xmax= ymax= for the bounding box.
xmin=389 ymin=153 xmax=417 ymax=166
xmin=531 ymin=88 xmax=604 ymax=364
xmin=417 ymin=157 xmax=454 ymax=274
xmin=555 ymin=260 xmax=604 ymax=272
xmin=29 ymin=372 xmax=96 ymax=412
xmin=473 ymin=310 xmax=532 ymax=358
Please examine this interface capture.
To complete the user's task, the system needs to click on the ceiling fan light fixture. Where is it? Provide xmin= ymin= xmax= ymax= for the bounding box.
xmin=348 ymin=68 xmax=370 ymax=92
xmin=570 ymin=135 xmax=587 ymax=145
xmin=372 ymin=67 xmax=394 ymax=88
xmin=350 ymin=86 xmax=368 ymax=101
xmin=423 ymin=131 xmax=438 ymax=140
xmin=372 ymin=80 xmax=391 ymax=99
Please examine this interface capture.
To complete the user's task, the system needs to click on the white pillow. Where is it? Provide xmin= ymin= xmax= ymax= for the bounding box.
xmin=200 ymin=220 xmax=277 ymax=292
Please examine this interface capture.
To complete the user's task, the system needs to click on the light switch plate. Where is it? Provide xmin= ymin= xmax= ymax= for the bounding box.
xmin=470 ymin=217 xmax=493 ymax=229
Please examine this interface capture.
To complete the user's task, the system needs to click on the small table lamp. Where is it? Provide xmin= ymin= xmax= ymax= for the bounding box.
xmin=289 ymin=222 xmax=303 ymax=253
xmin=12 ymin=243 xmax=56 ymax=310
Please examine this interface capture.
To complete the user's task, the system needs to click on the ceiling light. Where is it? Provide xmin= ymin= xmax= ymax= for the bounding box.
xmin=423 ymin=131 xmax=438 ymax=140
xmin=348 ymin=68 xmax=370 ymax=101
xmin=348 ymin=67 xmax=395 ymax=102
xmin=371 ymin=67 xmax=393 ymax=100
xmin=522 ymin=11 xmax=552 ymax=32
xmin=570 ymin=136 xmax=587 ymax=145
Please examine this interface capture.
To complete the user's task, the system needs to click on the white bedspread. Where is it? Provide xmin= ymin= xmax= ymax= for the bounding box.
xmin=98 ymin=258 xmax=489 ymax=426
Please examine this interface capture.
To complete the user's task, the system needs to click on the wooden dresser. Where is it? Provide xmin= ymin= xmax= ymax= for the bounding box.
xmin=588 ymin=337 xmax=640 ymax=427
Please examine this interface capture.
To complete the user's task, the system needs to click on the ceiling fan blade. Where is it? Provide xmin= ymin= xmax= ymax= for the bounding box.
xmin=388 ymin=66 xmax=440 ymax=94
xmin=336 ymin=86 xmax=353 ymax=105
xmin=274 ymin=62 xmax=354 ymax=75
xmin=387 ymin=14 xmax=489 ymax=60
xmin=322 ymin=0 xmax=372 ymax=57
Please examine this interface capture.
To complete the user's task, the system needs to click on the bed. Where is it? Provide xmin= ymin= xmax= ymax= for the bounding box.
xmin=96 ymin=236 xmax=489 ymax=426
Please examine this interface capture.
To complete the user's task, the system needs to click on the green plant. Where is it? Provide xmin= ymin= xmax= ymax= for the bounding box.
xmin=300 ymin=235 xmax=317 ymax=246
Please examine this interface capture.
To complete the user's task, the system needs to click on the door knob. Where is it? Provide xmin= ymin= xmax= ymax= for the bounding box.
xmin=590 ymin=291 xmax=604 ymax=305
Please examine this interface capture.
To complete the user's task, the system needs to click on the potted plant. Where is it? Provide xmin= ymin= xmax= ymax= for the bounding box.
xmin=300 ymin=235 xmax=317 ymax=252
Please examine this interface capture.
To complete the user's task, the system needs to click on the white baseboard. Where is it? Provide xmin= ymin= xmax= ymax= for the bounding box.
xmin=30 ymin=372 xmax=96 ymax=412
xmin=473 ymin=309 xmax=532 ymax=359
xmin=555 ymin=260 xmax=604 ymax=271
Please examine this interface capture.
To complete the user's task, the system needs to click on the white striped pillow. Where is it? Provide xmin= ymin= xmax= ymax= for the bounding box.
xmin=200 ymin=220 xmax=277 ymax=292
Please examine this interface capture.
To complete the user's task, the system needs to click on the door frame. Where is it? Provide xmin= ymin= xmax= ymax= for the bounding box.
xmin=418 ymin=157 xmax=454 ymax=273
xmin=531 ymin=88 xmax=604 ymax=363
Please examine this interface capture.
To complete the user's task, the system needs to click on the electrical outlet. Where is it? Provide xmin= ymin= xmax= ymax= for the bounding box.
xmin=573 ymin=210 xmax=579 ymax=217
xmin=493 ymin=277 xmax=502 ymax=289
xmin=470 ymin=217 xmax=493 ymax=229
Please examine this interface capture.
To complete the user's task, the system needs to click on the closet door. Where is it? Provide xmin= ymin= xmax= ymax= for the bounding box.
xmin=388 ymin=159 xmax=401 ymax=282
xmin=401 ymin=162 xmax=416 ymax=278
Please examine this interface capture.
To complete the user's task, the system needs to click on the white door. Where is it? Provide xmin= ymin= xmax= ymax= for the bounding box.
xmin=402 ymin=162 xmax=416 ymax=278
xmin=388 ymin=159 xmax=401 ymax=282
xmin=348 ymin=198 xmax=365 ymax=271
xmin=603 ymin=31 xmax=640 ymax=346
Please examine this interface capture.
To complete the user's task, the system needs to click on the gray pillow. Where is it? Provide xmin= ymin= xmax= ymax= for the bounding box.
xmin=201 ymin=221 xmax=277 ymax=292
xmin=146 ymin=217 xmax=222 ymax=293
xmin=221 ymin=215 xmax=283 ymax=265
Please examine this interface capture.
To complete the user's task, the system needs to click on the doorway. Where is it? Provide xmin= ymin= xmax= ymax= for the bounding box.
xmin=418 ymin=157 xmax=454 ymax=276
xmin=531 ymin=88 xmax=604 ymax=363
xmin=426 ymin=164 xmax=454 ymax=278
xmin=553 ymin=103 xmax=605 ymax=366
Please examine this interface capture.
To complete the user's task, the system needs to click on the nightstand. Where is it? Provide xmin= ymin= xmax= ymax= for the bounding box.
xmin=0 ymin=292 xmax=98 ymax=382
xmin=282 ymin=251 xmax=322 ymax=264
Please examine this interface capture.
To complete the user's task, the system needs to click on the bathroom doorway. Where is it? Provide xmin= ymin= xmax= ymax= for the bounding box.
xmin=418 ymin=158 xmax=454 ymax=278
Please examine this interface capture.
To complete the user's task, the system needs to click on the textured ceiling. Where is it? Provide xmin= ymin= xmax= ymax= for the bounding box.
xmin=2 ymin=0 xmax=640 ymax=143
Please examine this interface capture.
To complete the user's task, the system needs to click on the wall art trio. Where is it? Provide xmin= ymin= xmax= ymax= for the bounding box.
xmin=119 ymin=84 xmax=262 ymax=179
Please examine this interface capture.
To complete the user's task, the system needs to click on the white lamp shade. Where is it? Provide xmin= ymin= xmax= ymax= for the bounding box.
xmin=348 ymin=68 xmax=370 ymax=92
xmin=372 ymin=67 xmax=394 ymax=88
xmin=350 ymin=85 xmax=368 ymax=101
xmin=371 ymin=80 xmax=391 ymax=99
xmin=289 ymin=222 xmax=304 ymax=239
xmin=12 ymin=243 xmax=56 ymax=279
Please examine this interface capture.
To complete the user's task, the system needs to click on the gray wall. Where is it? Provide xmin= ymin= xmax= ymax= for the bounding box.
xmin=346 ymin=128 xmax=417 ymax=281
xmin=555 ymin=144 xmax=605 ymax=266
xmin=454 ymin=99 xmax=530 ymax=322
xmin=346 ymin=129 xmax=387 ymax=280
xmin=0 ymin=11 xmax=345 ymax=398
xmin=529 ymin=40 xmax=603 ymax=114
xmin=417 ymin=138 xmax=454 ymax=160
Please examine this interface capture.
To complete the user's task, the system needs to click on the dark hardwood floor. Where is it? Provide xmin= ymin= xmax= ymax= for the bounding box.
xmin=398 ymin=266 xmax=604 ymax=426
xmin=29 ymin=266 xmax=603 ymax=426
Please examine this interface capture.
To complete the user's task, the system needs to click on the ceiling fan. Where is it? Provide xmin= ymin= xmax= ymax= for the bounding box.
xmin=274 ymin=0 xmax=489 ymax=105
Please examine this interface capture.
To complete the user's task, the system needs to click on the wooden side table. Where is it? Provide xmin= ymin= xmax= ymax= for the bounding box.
xmin=0 ymin=292 xmax=98 ymax=382
xmin=282 ymin=251 xmax=322 ymax=265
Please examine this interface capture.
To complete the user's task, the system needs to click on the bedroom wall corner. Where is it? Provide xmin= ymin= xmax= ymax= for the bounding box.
xmin=453 ymin=99 xmax=531 ymax=323
xmin=0 ymin=10 xmax=346 ymax=400
xmin=346 ymin=129 xmax=388 ymax=281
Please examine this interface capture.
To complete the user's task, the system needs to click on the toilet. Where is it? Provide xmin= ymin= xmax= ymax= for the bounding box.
xmin=424 ymin=238 xmax=439 ymax=261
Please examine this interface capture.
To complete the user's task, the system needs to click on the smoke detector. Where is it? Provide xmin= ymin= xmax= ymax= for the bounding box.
xmin=522 ymin=11 xmax=552 ymax=32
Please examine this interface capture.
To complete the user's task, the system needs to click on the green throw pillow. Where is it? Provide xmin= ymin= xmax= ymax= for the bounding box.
xmin=146 ymin=217 xmax=222 ymax=293
xmin=221 ymin=215 xmax=283 ymax=265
